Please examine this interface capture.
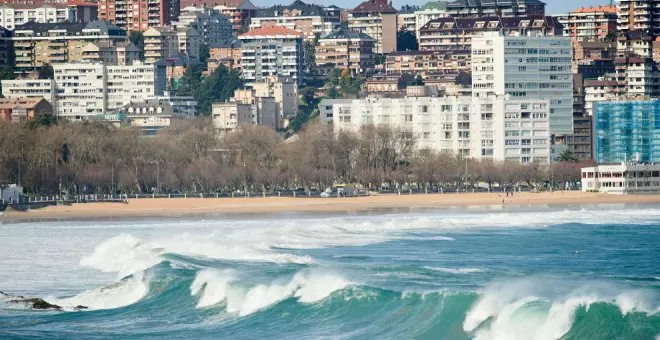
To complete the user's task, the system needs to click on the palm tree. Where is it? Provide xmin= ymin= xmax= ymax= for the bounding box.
xmin=557 ymin=149 xmax=579 ymax=163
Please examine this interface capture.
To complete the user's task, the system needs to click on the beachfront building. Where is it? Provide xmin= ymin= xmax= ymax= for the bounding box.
xmin=320 ymin=94 xmax=551 ymax=163
xmin=581 ymin=163 xmax=660 ymax=194
xmin=8 ymin=20 xmax=126 ymax=70
xmin=445 ymin=0 xmax=545 ymax=18
xmin=594 ymin=100 xmax=660 ymax=164
xmin=556 ymin=5 xmax=617 ymax=42
xmin=238 ymin=26 xmax=304 ymax=85
xmin=250 ymin=0 xmax=341 ymax=41
xmin=0 ymin=3 xmax=75 ymax=30
xmin=97 ymin=0 xmax=171 ymax=31
xmin=471 ymin=32 xmax=574 ymax=137
xmin=315 ymin=30 xmax=375 ymax=76
xmin=348 ymin=0 xmax=397 ymax=54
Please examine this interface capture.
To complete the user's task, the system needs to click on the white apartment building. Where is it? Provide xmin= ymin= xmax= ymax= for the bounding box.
xmin=212 ymin=102 xmax=252 ymax=134
xmin=584 ymin=77 xmax=619 ymax=116
xmin=52 ymin=61 xmax=166 ymax=120
xmin=252 ymin=76 xmax=298 ymax=118
xmin=397 ymin=12 xmax=416 ymax=32
xmin=250 ymin=15 xmax=339 ymax=41
xmin=471 ymin=32 xmax=574 ymax=136
xmin=239 ymin=26 xmax=304 ymax=85
xmin=0 ymin=4 xmax=74 ymax=30
xmin=320 ymin=95 xmax=551 ymax=163
xmin=1 ymin=79 xmax=56 ymax=105
xmin=414 ymin=6 xmax=447 ymax=39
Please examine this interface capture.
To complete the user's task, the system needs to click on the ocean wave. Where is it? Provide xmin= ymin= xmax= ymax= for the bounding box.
xmin=191 ymin=269 xmax=352 ymax=316
xmin=46 ymin=273 xmax=149 ymax=311
xmin=424 ymin=266 xmax=484 ymax=274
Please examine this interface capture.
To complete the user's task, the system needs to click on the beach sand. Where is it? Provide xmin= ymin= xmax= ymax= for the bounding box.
xmin=2 ymin=191 xmax=660 ymax=222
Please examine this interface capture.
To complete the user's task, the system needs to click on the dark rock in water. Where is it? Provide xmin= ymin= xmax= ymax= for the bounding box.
xmin=10 ymin=298 xmax=61 ymax=310
xmin=75 ymin=305 xmax=88 ymax=310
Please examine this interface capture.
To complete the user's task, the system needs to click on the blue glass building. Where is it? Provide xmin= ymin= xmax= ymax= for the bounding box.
xmin=594 ymin=100 xmax=660 ymax=163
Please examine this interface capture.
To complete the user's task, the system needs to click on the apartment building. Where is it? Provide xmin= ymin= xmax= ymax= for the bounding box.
xmin=0 ymin=79 xmax=56 ymax=105
xmin=617 ymin=0 xmax=660 ymax=36
xmin=143 ymin=26 xmax=176 ymax=63
xmin=207 ymin=40 xmax=241 ymax=70
xmin=418 ymin=16 xmax=561 ymax=52
xmin=397 ymin=12 xmax=415 ymax=32
xmin=238 ymin=26 xmax=303 ymax=85
xmin=251 ymin=76 xmax=298 ymax=118
xmin=81 ymin=41 xmax=140 ymax=65
xmin=594 ymin=100 xmax=660 ymax=163
xmin=320 ymin=95 xmax=551 ymax=163
xmin=250 ymin=0 xmax=341 ymax=41
xmin=385 ymin=50 xmax=469 ymax=77
xmin=232 ymin=90 xmax=279 ymax=130
xmin=413 ymin=1 xmax=448 ymax=39
xmin=68 ymin=0 xmax=99 ymax=23
xmin=445 ymin=0 xmax=545 ymax=18
xmin=348 ymin=0 xmax=397 ymax=54
xmin=177 ymin=6 xmax=233 ymax=47
xmin=52 ymin=61 xmax=166 ymax=120
xmin=615 ymin=52 xmax=660 ymax=98
xmin=316 ymin=29 xmax=375 ymax=75
xmin=211 ymin=102 xmax=252 ymax=134
xmin=573 ymin=41 xmax=616 ymax=61
xmin=584 ymin=76 xmax=620 ymax=117
xmin=0 ymin=4 xmax=74 ymax=29
xmin=471 ymin=32 xmax=574 ymax=137
xmin=179 ymin=0 xmax=257 ymax=33
xmin=556 ymin=6 xmax=617 ymax=42
xmin=98 ymin=0 xmax=171 ymax=32
xmin=9 ymin=20 xmax=126 ymax=70
xmin=113 ymin=99 xmax=174 ymax=134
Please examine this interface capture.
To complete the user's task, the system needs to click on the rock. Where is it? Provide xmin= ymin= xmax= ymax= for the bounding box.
xmin=10 ymin=298 xmax=61 ymax=310
xmin=74 ymin=305 xmax=88 ymax=310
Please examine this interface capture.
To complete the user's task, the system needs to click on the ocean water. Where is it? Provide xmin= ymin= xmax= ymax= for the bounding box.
xmin=1 ymin=205 xmax=660 ymax=339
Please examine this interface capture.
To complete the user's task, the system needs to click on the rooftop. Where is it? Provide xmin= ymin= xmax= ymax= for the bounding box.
xmin=0 ymin=97 xmax=46 ymax=110
xmin=570 ymin=5 xmax=616 ymax=14
xmin=257 ymin=0 xmax=326 ymax=17
xmin=446 ymin=0 xmax=545 ymax=8
xmin=420 ymin=15 xmax=559 ymax=32
xmin=239 ymin=25 xmax=302 ymax=38
xmin=352 ymin=0 xmax=397 ymax=14
xmin=320 ymin=29 xmax=374 ymax=41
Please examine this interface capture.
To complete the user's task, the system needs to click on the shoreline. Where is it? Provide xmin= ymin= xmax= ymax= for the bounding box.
xmin=2 ymin=191 xmax=660 ymax=223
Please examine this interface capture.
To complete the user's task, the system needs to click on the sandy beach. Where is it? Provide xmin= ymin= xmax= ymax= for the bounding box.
xmin=2 ymin=191 xmax=660 ymax=222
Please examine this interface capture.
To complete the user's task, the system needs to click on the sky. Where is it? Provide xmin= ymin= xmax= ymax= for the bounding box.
xmin=252 ymin=0 xmax=614 ymax=15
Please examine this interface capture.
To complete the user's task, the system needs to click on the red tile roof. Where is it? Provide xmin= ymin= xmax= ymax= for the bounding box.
xmin=571 ymin=5 xmax=616 ymax=14
xmin=239 ymin=25 xmax=302 ymax=38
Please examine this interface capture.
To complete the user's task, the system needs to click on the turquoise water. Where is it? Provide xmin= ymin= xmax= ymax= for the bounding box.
xmin=1 ymin=205 xmax=660 ymax=339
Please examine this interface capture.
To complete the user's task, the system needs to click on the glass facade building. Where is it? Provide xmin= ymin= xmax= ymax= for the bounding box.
xmin=594 ymin=100 xmax=660 ymax=163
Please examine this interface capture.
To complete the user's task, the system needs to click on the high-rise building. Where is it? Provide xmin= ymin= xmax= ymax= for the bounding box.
xmin=319 ymin=94 xmax=551 ymax=163
xmin=445 ymin=0 xmax=545 ymax=18
xmin=348 ymin=0 xmax=397 ymax=54
xmin=617 ymin=0 xmax=660 ymax=36
xmin=98 ymin=0 xmax=171 ymax=32
xmin=556 ymin=5 xmax=617 ymax=42
xmin=238 ymin=26 xmax=303 ymax=85
xmin=594 ymin=100 xmax=660 ymax=163
xmin=471 ymin=32 xmax=574 ymax=137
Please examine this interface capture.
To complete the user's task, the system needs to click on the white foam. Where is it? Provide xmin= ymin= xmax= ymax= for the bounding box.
xmin=190 ymin=269 xmax=351 ymax=316
xmin=47 ymin=273 xmax=149 ymax=310
xmin=424 ymin=266 xmax=483 ymax=274
xmin=464 ymin=278 xmax=659 ymax=340
xmin=79 ymin=234 xmax=161 ymax=280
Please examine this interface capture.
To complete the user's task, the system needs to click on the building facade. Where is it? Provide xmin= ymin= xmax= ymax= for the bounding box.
xmin=581 ymin=163 xmax=660 ymax=194
xmin=207 ymin=40 xmax=242 ymax=70
xmin=0 ymin=97 xmax=52 ymax=123
xmin=320 ymin=95 xmax=551 ymax=162
xmin=0 ymin=4 xmax=74 ymax=30
xmin=238 ymin=26 xmax=303 ymax=85
xmin=445 ymin=0 xmax=545 ymax=18
xmin=8 ymin=20 xmax=126 ymax=70
xmin=211 ymin=102 xmax=252 ymax=134
xmin=348 ymin=0 xmax=397 ymax=54
xmin=385 ymin=50 xmax=469 ymax=78
xmin=316 ymin=30 xmax=375 ymax=75
xmin=617 ymin=0 xmax=660 ymax=36
xmin=0 ymin=79 xmax=56 ymax=105
xmin=179 ymin=0 xmax=257 ymax=33
xmin=251 ymin=76 xmax=297 ymax=119
xmin=176 ymin=6 xmax=233 ymax=47
xmin=471 ymin=32 xmax=574 ymax=137
xmin=81 ymin=41 xmax=140 ymax=65
xmin=413 ymin=1 xmax=448 ymax=39
xmin=98 ymin=0 xmax=171 ymax=32
xmin=250 ymin=0 xmax=340 ymax=41
xmin=594 ymin=100 xmax=660 ymax=164
xmin=556 ymin=5 xmax=617 ymax=42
